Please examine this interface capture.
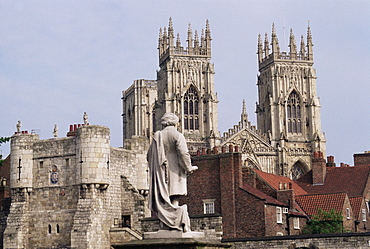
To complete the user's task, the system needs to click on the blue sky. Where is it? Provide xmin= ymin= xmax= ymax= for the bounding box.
xmin=0 ymin=0 xmax=369 ymax=165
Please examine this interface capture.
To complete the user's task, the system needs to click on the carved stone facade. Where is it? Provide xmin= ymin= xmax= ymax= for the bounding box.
xmin=122 ymin=21 xmax=325 ymax=179
xmin=221 ymin=24 xmax=326 ymax=179
xmin=122 ymin=19 xmax=220 ymax=152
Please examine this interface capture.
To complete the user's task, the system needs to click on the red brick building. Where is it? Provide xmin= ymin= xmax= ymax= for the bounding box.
xmin=295 ymin=151 xmax=370 ymax=233
xmin=182 ymin=147 xmax=306 ymax=238
xmin=183 ymin=149 xmax=370 ymax=238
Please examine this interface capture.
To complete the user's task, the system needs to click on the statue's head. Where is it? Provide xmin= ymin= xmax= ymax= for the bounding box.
xmin=161 ymin=113 xmax=179 ymax=127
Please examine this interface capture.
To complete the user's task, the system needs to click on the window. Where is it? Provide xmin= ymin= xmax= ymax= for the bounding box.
xmin=362 ymin=209 xmax=367 ymax=222
xmin=48 ymin=224 xmax=52 ymax=233
xmin=122 ymin=215 xmax=131 ymax=228
xmin=276 ymin=207 xmax=283 ymax=224
xmin=65 ymin=158 xmax=69 ymax=167
xmin=291 ymin=162 xmax=304 ymax=180
xmin=293 ymin=217 xmax=300 ymax=229
xmin=184 ymin=85 xmax=199 ymax=131
xmin=287 ymin=91 xmax=302 ymax=134
xmin=56 ymin=224 xmax=60 ymax=233
xmin=346 ymin=208 xmax=351 ymax=219
xmin=203 ymin=199 xmax=215 ymax=214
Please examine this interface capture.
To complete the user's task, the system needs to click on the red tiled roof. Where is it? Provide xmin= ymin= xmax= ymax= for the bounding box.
xmin=295 ymin=192 xmax=347 ymax=219
xmin=295 ymin=166 xmax=370 ymax=197
xmin=241 ymin=183 xmax=287 ymax=206
xmin=253 ymin=169 xmax=308 ymax=196
xmin=350 ymin=196 xmax=363 ymax=220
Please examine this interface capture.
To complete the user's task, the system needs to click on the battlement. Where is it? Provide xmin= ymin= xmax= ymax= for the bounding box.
xmin=158 ymin=18 xmax=212 ymax=64
xmin=258 ymin=23 xmax=314 ymax=69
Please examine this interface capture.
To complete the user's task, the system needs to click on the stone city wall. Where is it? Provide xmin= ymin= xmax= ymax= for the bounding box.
xmin=225 ymin=233 xmax=370 ymax=249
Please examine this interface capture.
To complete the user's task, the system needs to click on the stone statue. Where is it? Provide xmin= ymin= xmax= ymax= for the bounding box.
xmin=53 ymin=124 xmax=58 ymax=138
xmin=83 ymin=112 xmax=88 ymax=125
xmin=16 ymin=121 xmax=21 ymax=133
xmin=147 ymin=113 xmax=198 ymax=232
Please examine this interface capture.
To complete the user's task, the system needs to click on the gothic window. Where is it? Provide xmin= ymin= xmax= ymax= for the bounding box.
xmin=287 ymin=91 xmax=302 ymax=134
xmin=184 ymin=85 xmax=199 ymax=131
xmin=291 ymin=162 xmax=304 ymax=180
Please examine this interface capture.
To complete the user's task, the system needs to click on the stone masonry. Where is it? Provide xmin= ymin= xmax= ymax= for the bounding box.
xmin=3 ymin=125 xmax=150 ymax=248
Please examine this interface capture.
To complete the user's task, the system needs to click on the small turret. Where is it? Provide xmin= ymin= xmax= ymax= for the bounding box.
xmin=194 ymin=30 xmax=199 ymax=48
xmin=264 ymin=33 xmax=269 ymax=58
xmin=205 ymin=19 xmax=212 ymax=55
xmin=300 ymin=35 xmax=306 ymax=58
xmin=168 ymin=17 xmax=175 ymax=53
xmin=187 ymin=23 xmax=193 ymax=51
xmin=257 ymin=34 xmax=263 ymax=63
xmin=306 ymin=23 xmax=314 ymax=61
xmin=271 ymin=23 xmax=280 ymax=56
xmin=289 ymin=29 xmax=297 ymax=60
xmin=176 ymin=33 xmax=181 ymax=48
xmin=241 ymin=100 xmax=248 ymax=127
xmin=76 ymin=125 xmax=110 ymax=186
xmin=10 ymin=133 xmax=39 ymax=190
xmin=158 ymin=28 xmax=163 ymax=54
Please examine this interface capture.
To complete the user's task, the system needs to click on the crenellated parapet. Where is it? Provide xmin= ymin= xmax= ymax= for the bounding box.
xmin=257 ymin=23 xmax=314 ymax=69
xmin=158 ymin=17 xmax=212 ymax=64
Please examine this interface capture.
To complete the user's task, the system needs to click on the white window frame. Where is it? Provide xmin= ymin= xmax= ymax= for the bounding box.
xmin=203 ymin=199 xmax=215 ymax=215
xmin=346 ymin=208 xmax=351 ymax=219
xmin=363 ymin=209 xmax=367 ymax=222
xmin=283 ymin=207 xmax=288 ymax=214
xmin=293 ymin=217 xmax=300 ymax=229
xmin=276 ymin=207 xmax=283 ymax=224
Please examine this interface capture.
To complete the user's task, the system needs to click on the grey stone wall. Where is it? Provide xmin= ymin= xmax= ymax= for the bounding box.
xmin=2 ymin=125 xmax=154 ymax=248
xmin=225 ymin=233 xmax=370 ymax=249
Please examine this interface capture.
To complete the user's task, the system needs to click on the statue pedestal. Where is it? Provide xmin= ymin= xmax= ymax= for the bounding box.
xmin=144 ymin=229 xmax=205 ymax=239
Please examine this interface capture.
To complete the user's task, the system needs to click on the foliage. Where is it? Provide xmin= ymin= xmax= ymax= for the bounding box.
xmin=303 ymin=208 xmax=346 ymax=234
xmin=0 ymin=137 xmax=11 ymax=166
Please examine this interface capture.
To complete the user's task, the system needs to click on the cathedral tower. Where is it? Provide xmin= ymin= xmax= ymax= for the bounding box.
xmin=155 ymin=18 xmax=219 ymax=150
xmin=256 ymin=24 xmax=326 ymax=178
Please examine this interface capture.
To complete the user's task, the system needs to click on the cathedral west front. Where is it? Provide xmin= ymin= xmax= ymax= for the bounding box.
xmin=122 ymin=19 xmax=326 ymax=179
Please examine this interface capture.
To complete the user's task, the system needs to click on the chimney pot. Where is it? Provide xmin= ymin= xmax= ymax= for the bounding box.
xmin=221 ymin=146 xmax=226 ymax=153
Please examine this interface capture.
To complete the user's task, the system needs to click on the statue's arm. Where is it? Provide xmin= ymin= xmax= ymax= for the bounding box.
xmin=176 ymin=133 xmax=195 ymax=173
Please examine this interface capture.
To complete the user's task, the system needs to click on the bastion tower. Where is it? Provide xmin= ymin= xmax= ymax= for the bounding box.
xmin=256 ymin=24 xmax=326 ymax=178
xmin=155 ymin=18 xmax=220 ymax=150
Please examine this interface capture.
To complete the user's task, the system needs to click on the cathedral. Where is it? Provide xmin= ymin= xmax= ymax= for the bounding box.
xmin=122 ymin=19 xmax=326 ymax=179
xmin=0 ymin=18 xmax=330 ymax=249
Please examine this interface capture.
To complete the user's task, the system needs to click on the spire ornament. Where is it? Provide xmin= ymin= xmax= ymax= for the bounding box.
xmin=289 ymin=28 xmax=297 ymax=59
xmin=306 ymin=21 xmax=314 ymax=60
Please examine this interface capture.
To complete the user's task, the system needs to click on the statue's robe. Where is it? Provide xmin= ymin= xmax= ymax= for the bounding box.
xmin=147 ymin=126 xmax=193 ymax=231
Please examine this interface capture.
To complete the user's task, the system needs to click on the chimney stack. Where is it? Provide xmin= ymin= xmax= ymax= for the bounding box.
xmin=326 ymin=156 xmax=336 ymax=167
xmin=312 ymin=151 xmax=326 ymax=185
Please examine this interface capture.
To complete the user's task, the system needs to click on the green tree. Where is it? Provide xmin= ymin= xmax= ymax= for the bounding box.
xmin=0 ymin=137 xmax=11 ymax=166
xmin=303 ymin=208 xmax=345 ymax=234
